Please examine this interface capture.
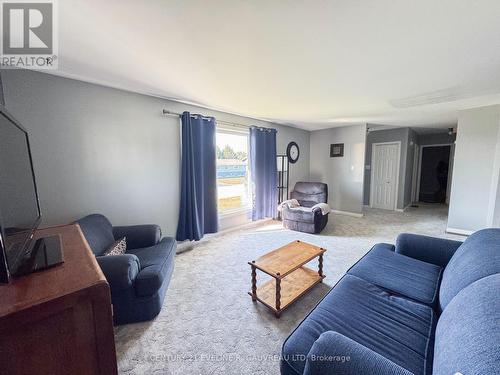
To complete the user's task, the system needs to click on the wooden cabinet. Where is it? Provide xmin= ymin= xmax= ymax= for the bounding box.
xmin=0 ymin=224 xmax=118 ymax=375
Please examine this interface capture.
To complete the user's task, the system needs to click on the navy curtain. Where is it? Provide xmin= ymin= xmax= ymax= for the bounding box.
xmin=176 ymin=112 xmax=218 ymax=241
xmin=249 ymin=127 xmax=278 ymax=220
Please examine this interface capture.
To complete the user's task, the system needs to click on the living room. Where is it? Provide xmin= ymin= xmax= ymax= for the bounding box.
xmin=0 ymin=2 xmax=499 ymax=375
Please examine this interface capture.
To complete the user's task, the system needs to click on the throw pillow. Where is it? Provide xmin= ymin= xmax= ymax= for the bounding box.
xmin=104 ymin=237 xmax=127 ymax=256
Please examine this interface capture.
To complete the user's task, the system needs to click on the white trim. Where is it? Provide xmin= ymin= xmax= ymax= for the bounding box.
xmin=331 ymin=210 xmax=364 ymax=218
xmin=367 ymin=126 xmax=404 ymax=132
xmin=486 ymin=124 xmax=500 ymax=226
xmin=445 ymin=227 xmax=473 ymax=236
xmin=395 ymin=204 xmax=412 ymax=212
xmin=216 ymin=127 xmax=251 ymax=217
xmin=417 ymin=143 xmax=454 ymax=203
xmin=446 ymin=144 xmax=455 ymax=205
xmin=218 ymin=208 xmax=251 ymax=219
xmin=370 ymin=141 xmax=401 ymax=211
xmin=217 ymin=124 xmax=249 ymax=135
xmin=416 ymin=145 xmax=422 ymax=202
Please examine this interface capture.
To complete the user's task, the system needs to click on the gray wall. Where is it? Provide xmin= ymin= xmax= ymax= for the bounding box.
xmin=364 ymin=127 xmax=413 ymax=209
xmin=418 ymin=132 xmax=456 ymax=146
xmin=310 ymin=125 xmax=366 ymax=214
xmin=448 ymin=105 xmax=500 ymax=232
xmin=2 ymin=69 xmax=310 ymax=236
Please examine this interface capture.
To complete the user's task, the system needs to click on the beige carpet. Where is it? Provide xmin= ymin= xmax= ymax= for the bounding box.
xmin=115 ymin=204 xmax=463 ymax=375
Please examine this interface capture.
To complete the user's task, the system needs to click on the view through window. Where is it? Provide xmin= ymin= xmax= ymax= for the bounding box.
xmin=216 ymin=130 xmax=250 ymax=213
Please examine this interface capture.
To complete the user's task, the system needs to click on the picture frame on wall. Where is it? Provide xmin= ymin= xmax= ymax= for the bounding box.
xmin=330 ymin=143 xmax=344 ymax=157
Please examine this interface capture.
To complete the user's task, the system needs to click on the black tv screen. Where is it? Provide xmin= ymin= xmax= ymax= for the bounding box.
xmin=0 ymin=106 xmax=41 ymax=281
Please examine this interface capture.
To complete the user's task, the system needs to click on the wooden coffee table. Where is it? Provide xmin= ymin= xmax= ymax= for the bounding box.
xmin=248 ymin=240 xmax=326 ymax=318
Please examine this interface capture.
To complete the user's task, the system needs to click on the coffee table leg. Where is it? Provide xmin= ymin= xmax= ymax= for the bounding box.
xmin=251 ymin=264 xmax=257 ymax=301
xmin=275 ymin=278 xmax=281 ymax=318
xmin=318 ymin=254 xmax=324 ymax=281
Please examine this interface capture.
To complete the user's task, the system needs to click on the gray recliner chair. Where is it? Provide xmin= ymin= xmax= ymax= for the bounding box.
xmin=281 ymin=182 xmax=329 ymax=234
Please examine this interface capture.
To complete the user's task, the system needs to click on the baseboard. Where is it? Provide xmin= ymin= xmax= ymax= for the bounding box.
xmin=331 ymin=210 xmax=364 ymax=218
xmin=446 ymin=227 xmax=473 ymax=236
xmin=395 ymin=204 xmax=412 ymax=213
xmin=176 ymin=218 xmax=273 ymax=253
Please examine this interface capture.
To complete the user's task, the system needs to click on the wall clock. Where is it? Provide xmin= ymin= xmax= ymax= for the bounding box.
xmin=286 ymin=141 xmax=300 ymax=164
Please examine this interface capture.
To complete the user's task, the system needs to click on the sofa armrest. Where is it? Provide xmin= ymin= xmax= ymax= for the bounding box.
xmin=311 ymin=206 xmax=323 ymax=214
xmin=96 ymin=254 xmax=140 ymax=292
xmin=134 ymin=237 xmax=176 ymax=296
xmin=304 ymin=331 xmax=413 ymax=375
xmin=113 ymin=224 xmax=161 ymax=249
xmin=395 ymin=233 xmax=463 ymax=267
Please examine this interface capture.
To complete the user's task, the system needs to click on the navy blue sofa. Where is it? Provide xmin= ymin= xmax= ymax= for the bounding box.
xmin=77 ymin=214 xmax=175 ymax=325
xmin=281 ymin=229 xmax=500 ymax=375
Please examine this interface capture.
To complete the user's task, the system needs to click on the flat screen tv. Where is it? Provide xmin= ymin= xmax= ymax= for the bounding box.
xmin=0 ymin=105 xmax=44 ymax=282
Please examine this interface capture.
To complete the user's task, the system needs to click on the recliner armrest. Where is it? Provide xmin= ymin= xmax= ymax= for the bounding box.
xmin=113 ymin=224 xmax=161 ymax=249
xmin=303 ymin=331 xmax=413 ymax=375
xmin=96 ymin=254 xmax=140 ymax=292
xmin=395 ymin=233 xmax=462 ymax=267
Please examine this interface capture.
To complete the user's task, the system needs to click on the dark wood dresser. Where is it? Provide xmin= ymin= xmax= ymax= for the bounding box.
xmin=0 ymin=224 xmax=118 ymax=375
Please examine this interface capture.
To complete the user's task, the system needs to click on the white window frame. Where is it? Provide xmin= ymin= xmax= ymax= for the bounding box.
xmin=216 ymin=125 xmax=251 ymax=217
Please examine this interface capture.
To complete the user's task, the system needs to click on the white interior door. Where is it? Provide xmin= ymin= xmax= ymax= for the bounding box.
xmin=371 ymin=142 xmax=400 ymax=210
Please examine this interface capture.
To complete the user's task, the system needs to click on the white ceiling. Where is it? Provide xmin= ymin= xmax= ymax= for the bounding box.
xmin=53 ymin=0 xmax=500 ymax=131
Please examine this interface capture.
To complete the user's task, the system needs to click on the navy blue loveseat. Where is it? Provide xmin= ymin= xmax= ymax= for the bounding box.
xmin=77 ymin=214 xmax=175 ymax=325
xmin=281 ymin=229 xmax=500 ymax=375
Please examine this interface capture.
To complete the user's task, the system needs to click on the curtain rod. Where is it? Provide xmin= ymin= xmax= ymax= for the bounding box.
xmin=162 ymin=109 xmax=253 ymax=130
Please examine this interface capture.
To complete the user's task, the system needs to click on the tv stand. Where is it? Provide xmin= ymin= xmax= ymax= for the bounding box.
xmin=0 ymin=224 xmax=118 ymax=374
xmin=14 ymin=234 xmax=64 ymax=277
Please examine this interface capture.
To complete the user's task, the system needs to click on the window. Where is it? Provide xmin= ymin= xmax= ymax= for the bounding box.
xmin=216 ymin=128 xmax=250 ymax=214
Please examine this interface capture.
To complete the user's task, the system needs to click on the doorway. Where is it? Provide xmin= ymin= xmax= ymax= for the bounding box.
xmin=370 ymin=142 xmax=401 ymax=210
xmin=417 ymin=145 xmax=452 ymax=203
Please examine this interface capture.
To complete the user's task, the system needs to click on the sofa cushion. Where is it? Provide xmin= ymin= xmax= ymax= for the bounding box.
xmin=395 ymin=233 xmax=463 ymax=267
xmin=77 ymin=214 xmax=115 ymax=256
xmin=128 ymin=237 xmax=176 ymax=297
xmin=96 ymin=254 xmax=140 ymax=292
xmin=303 ymin=332 xmax=414 ymax=375
xmin=282 ymin=274 xmax=436 ymax=375
xmin=433 ymin=274 xmax=500 ymax=375
xmin=439 ymin=228 xmax=500 ymax=311
xmin=348 ymin=243 xmax=443 ymax=305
